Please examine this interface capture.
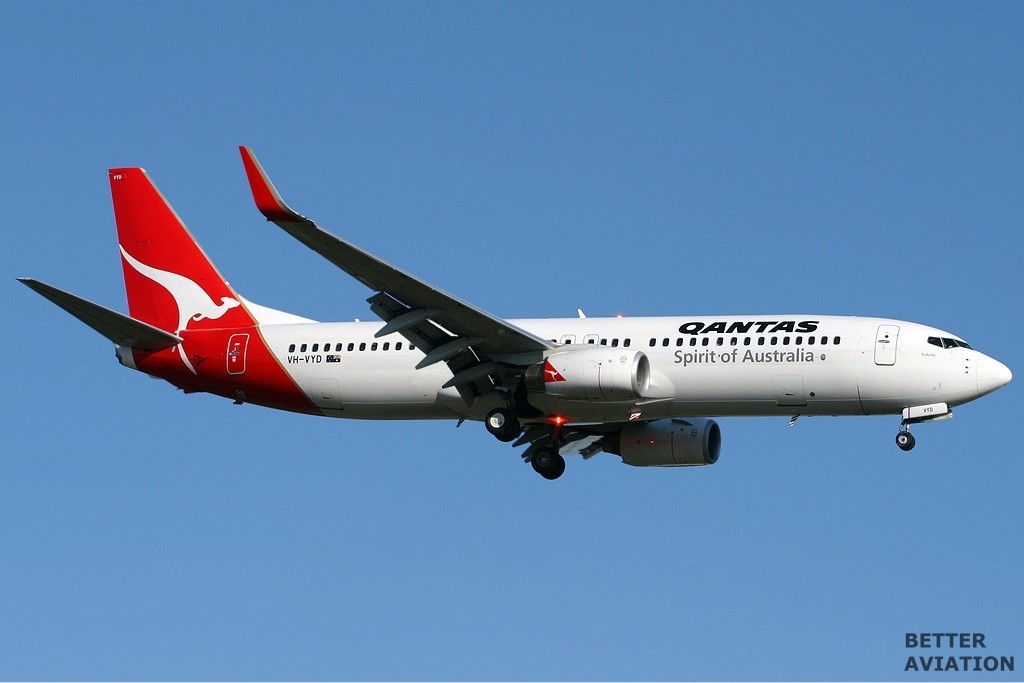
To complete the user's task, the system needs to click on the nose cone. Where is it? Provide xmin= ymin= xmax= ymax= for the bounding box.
xmin=977 ymin=355 xmax=1012 ymax=397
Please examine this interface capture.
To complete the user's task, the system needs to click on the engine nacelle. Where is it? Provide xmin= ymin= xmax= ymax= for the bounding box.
xmin=525 ymin=347 xmax=651 ymax=402
xmin=605 ymin=418 xmax=721 ymax=467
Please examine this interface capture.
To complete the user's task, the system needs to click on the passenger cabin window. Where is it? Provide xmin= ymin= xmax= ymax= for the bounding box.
xmin=288 ymin=344 xmax=296 ymax=353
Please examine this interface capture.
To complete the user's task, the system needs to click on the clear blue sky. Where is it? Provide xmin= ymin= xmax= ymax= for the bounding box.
xmin=2 ymin=2 xmax=1021 ymax=680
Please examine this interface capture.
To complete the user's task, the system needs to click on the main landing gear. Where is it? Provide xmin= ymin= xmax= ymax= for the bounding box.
xmin=481 ymin=411 xmax=565 ymax=481
xmin=485 ymin=407 xmax=521 ymax=442
xmin=530 ymin=447 xmax=566 ymax=480
xmin=484 ymin=406 xmax=565 ymax=480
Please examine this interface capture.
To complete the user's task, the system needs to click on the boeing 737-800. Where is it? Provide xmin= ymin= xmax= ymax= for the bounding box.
xmin=19 ymin=147 xmax=1012 ymax=479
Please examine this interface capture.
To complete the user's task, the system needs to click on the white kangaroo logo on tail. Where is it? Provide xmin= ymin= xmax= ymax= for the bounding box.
xmin=120 ymin=245 xmax=240 ymax=374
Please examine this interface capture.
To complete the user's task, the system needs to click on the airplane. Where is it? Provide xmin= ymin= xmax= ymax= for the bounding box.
xmin=18 ymin=147 xmax=1012 ymax=480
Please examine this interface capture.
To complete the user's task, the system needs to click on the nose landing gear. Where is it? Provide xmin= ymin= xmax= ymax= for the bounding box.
xmin=895 ymin=425 xmax=916 ymax=451
xmin=894 ymin=403 xmax=952 ymax=452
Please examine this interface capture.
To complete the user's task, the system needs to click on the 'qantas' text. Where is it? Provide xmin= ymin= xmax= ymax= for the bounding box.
xmin=678 ymin=320 xmax=820 ymax=335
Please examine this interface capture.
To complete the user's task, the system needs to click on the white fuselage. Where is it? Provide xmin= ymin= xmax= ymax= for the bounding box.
xmin=257 ymin=314 xmax=1007 ymax=423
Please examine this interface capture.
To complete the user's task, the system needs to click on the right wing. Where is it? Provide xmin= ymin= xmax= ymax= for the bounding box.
xmin=239 ymin=146 xmax=555 ymax=404
xmin=18 ymin=278 xmax=182 ymax=350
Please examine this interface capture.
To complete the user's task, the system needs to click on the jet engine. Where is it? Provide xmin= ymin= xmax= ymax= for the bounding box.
xmin=604 ymin=418 xmax=721 ymax=467
xmin=525 ymin=347 xmax=650 ymax=402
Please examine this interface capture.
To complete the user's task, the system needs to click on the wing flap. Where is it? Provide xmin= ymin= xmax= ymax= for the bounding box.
xmin=366 ymin=290 xmax=492 ymax=403
xmin=18 ymin=278 xmax=182 ymax=350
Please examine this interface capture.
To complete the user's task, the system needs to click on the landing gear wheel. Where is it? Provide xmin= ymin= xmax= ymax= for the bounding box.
xmin=531 ymin=448 xmax=566 ymax=480
xmin=485 ymin=408 xmax=521 ymax=443
xmin=896 ymin=430 xmax=916 ymax=451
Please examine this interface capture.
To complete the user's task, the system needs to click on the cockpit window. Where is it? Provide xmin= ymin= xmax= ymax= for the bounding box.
xmin=928 ymin=336 xmax=973 ymax=350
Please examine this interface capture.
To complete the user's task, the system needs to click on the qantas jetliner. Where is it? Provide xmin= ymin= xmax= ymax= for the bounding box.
xmin=19 ymin=147 xmax=1012 ymax=479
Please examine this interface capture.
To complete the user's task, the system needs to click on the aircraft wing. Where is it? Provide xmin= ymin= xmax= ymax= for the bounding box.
xmin=18 ymin=278 xmax=182 ymax=350
xmin=239 ymin=146 xmax=554 ymax=403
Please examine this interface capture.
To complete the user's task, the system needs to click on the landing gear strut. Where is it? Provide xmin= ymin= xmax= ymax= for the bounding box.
xmin=485 ymin=407 xmax=521 ymax=443
xmin=531 ymin=447 xmax=566 ymax=480
xmin=896 ymin=424 xmax=916 ymax=452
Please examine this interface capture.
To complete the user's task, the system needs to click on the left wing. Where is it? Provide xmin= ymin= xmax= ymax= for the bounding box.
xmin=239 ymin=146 xmax=554 ymax=404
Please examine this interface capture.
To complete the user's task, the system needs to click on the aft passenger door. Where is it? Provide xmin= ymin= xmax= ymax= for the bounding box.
xmin=227 ymin=333 xmax=249 ymax=375
xmin=874 ymin=325 xmax=899 ymax=366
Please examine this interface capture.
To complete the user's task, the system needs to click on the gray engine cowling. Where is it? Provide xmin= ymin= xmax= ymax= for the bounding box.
xmin=605 ymin=418 xmax=721 ymax=467
xmin=525 ymin=347 xmax=650 ymax=402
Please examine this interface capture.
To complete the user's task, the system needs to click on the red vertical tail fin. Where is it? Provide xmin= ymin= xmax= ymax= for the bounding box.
xmin=110 ymin=168 xmax=256 ymax=335
xmin=106 ymin=164 xmax=314 ymax=413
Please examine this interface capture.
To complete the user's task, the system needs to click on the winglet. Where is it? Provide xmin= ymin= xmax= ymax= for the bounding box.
xmin=238 ymin=146 xmax=304 ymax=222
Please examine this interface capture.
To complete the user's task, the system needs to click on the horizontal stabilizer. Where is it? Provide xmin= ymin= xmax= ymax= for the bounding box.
xmin=18 ymin=278 xmax=182 ymax=350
